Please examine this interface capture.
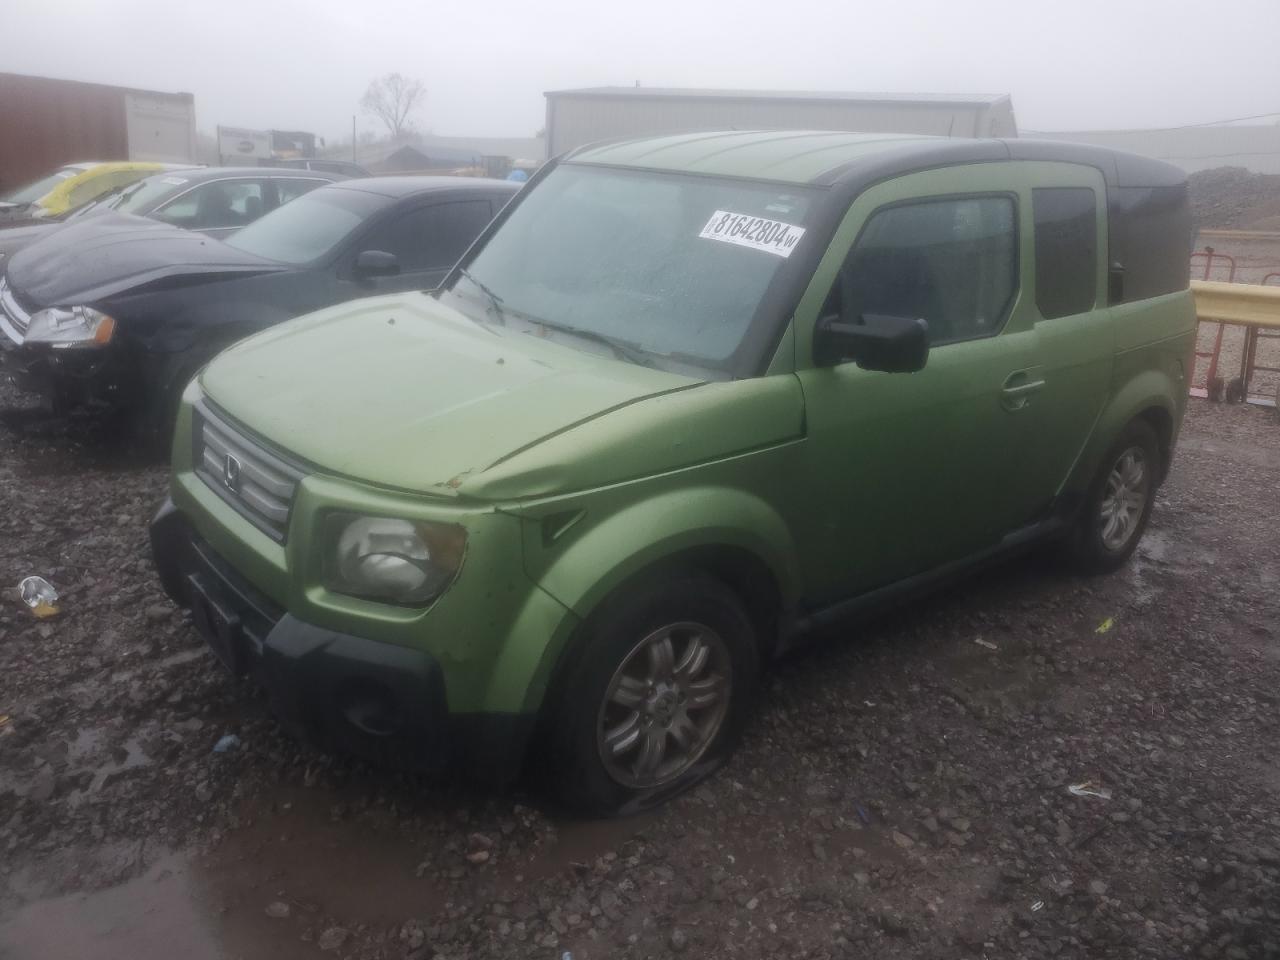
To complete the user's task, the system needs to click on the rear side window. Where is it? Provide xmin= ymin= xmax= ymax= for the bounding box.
xmin=833 ymin=195 xmax=1018 ymax=346
xmin=1033 ymin=187 xmax=1097 ymax=319
xmin=274 ymin=178 xmax=328 ymax=206
xmin=1108 ymin=185 xmax=1191 ymax=302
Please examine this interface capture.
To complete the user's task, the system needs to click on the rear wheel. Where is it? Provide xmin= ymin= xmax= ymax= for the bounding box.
xmin=547 ymin=572 xmax=759 ymax=816
xmin=1071 ymin=419 xmax=1161 ymax=573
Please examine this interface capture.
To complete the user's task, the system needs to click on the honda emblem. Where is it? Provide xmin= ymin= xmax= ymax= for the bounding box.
xmin=223 ymin=453 xmax=242 ymax=492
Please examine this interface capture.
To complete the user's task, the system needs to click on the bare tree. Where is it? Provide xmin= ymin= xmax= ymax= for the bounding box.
xmin=360 ymin=73 xmax=425 ymax=139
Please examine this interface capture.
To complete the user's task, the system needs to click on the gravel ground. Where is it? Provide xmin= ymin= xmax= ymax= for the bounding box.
xmin=1192 ymin=320 xmax=1280 ymax=402
xmin=1 ymin=383 xmax=1278 ymax=960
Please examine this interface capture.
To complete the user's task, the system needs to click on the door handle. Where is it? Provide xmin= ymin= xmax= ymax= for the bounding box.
xmin=1001 ymin=373 xmax=1046 ymax=411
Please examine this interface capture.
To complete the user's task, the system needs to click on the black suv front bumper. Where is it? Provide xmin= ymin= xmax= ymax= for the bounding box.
xmin=0 ymin=334 xmax=131 ymax=411
xmin=149 ymin=498 xmax=533 ymax=782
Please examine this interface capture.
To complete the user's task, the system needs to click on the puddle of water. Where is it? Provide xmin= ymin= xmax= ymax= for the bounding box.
xmin=1 ymin=780 xmax=716 ymax=960
xmin=0 ymin=782 xmax=444 ymax=960
xmin=193 ymin=784 xmax=446 ymax=954
xmin=0 ymin=853 xmax=221 ymax=960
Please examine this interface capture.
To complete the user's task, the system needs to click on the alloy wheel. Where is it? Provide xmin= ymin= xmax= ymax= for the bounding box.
xmin=1099 ymin=445 xmax=1149 ymax=552
xmin=596 ymin=622 xmax=732 ymax=789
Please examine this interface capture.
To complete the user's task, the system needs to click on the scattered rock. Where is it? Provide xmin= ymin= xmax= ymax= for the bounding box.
xmin=144 ymin=604 xmax=171 ymax=623
xmin=317 ymin=927 xmax=349 ymax=951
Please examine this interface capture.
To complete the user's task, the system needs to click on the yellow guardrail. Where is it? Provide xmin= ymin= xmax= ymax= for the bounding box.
xmin=1191 ymin=280 xmax=1280 ymax=329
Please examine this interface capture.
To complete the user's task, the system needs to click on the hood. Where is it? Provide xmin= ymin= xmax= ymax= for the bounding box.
xmin=5 ymin=213 xmax=285 ymax=308
xmin=0 ymin=222 xmax=58 ymax=262
xmin=200 ymin=294 xmax=703 ymax=496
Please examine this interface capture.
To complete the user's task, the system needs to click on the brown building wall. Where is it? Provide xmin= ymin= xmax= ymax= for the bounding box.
xmin=0 ymin=74 xmax=131 ymax=193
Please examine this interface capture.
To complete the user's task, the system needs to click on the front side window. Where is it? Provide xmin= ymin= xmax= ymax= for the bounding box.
xmin=155 ymin=180 xmax=267 ymax=230
xmin=439 ymin=165 xmax=819 ymax=372
xmin=1033 ymin=187 xmax=1098 ymax=319
xmin=225 ymin=187 xmax=390 ymax=264
xmin=359 ymin=200 xmax=493 ymax=273
xmin=832 ymin=196 xmax=1018 ymax=346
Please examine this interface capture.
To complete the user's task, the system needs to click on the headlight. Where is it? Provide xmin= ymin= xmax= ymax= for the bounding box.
xmin=322 ymin=513 xmax=466 ymax=606
xmin=25 ymin=305 xmax=115 ymax=348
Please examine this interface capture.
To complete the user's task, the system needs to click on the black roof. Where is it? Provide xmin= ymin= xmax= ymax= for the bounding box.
xmin=156 ymin=166 xmax=344 ymax=184
xmin=326 ymin=176 xmax=521 ymax=199
xmin=813 ymin=138 xmax=1186 ymax=190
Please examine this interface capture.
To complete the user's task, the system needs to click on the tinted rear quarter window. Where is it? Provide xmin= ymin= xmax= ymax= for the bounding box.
xmin=1108 ymin=185 xmax=1191 ymax=302
xmin=1033 ymin=187 xmax=1097 ymax=320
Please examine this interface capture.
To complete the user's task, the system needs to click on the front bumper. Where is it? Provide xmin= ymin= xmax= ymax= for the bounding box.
xmin=0 ymin=334 xmax=129 ymax=411
xmin=149 ymin=498 xmax=534 ymax=782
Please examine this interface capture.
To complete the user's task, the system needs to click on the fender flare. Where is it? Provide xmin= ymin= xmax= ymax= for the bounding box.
xmin=531 ymin=485 xmax=802 ymax=619
xmin=1071 ymin=369 xmax=1179 ymax=491
xmin=485 ymin=485 xmax=802 ymax=715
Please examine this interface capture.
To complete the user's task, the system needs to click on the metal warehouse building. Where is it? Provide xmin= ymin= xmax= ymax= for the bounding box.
xmin=543 ymin=87 xmax=1018 ymax=158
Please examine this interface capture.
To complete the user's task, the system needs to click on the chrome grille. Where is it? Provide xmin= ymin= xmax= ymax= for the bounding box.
xmin=194 ymin=402 xmax=304 ymax=542
xmin=0 ymin=275 xmax=31 ymax=339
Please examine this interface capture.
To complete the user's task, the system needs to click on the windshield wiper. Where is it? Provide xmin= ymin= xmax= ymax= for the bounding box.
xmin=457 ymin=268 xmax=505 ymax=322
xmin=534 ymin=321 xmax=655 ymax=368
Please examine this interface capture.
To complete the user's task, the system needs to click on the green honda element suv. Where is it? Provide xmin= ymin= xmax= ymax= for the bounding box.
xmin=151 ymin=131 xmax=1195 ymax=814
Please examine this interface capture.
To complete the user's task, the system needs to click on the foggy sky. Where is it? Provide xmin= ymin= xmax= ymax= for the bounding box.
xmin=6 ymin=0 xmax=1279 ymax=144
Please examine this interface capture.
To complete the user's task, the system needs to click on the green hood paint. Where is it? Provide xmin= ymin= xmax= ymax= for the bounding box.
xmin=200 ymin=293 xmax=710 ymax=497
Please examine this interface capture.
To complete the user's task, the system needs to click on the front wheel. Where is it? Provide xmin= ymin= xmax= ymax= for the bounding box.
xmin=1071 ymin=419 xmax=1161 ymax=573
xmin=547 ymin=572 xmax=759 ymax=816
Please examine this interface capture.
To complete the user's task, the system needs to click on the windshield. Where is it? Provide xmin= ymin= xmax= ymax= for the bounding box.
xmin=226 ymin=187 xmax=389 ymax=264
xmin=3 ymin=167 xmax=78 ymax=205
xmin=439 ymin=165 xmax=817 ymax=372
xmin=67 ymin=173 xmax=183 ymax=220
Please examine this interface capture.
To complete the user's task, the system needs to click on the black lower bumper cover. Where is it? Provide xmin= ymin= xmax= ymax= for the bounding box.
xmin=149 ymin=498 xmax=533 ymax=784
xmin=0 ymin=337 xmax=128 ymax=410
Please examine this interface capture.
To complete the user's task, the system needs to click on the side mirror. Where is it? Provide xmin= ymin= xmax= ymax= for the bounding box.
xmin=814 ymin=312 xmax=929 ymax=373
xmin=354 ymin=249 xmax=400 ymax=279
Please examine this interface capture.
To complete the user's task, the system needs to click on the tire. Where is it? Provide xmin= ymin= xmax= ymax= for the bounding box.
xmin=546 ymin=571 xmax=760 ymax=817
xmin=145 ymin=353 xmax=211 ymax=458
xmin=1071 ymin=419 xmax=1161 ymax=573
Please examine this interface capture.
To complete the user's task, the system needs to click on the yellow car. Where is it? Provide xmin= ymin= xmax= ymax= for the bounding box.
xmin=0 ymin=161 xmax=194 ymax=220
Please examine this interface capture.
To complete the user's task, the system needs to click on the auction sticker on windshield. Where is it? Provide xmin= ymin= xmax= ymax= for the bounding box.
xmin=698 ymin=210 xmax=806 ymax=258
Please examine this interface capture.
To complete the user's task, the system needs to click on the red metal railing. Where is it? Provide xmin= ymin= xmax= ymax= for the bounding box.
xmin=1190 ymin=248 xmax=1237 ymax=396
xmin=1241 ymin=273 xmax=1280 ymax=406
xmin=1191 ymin=248 xmax=1238 ymax=283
